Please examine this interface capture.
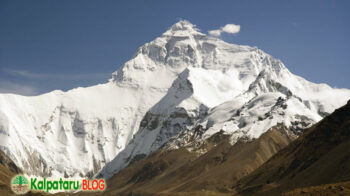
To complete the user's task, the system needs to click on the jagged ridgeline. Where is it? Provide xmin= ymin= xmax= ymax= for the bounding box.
xmin=0 ymin=20 xmax=349 ymax=181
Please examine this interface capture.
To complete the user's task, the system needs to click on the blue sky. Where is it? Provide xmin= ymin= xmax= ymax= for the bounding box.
xmin=1 ymin=0 xmax=349 ymax=95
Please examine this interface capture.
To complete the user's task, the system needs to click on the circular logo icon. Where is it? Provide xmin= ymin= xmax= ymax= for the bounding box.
xmin=11 ymin=175 xmax=30 ymax=194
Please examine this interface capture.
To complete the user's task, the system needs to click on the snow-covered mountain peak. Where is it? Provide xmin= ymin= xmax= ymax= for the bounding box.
xmin=162 ymin=20 xmax=205 ymax=37
xmin=110 ymin=20 xmax=204 ymax=86
xmin=2 ymin=20 xmax=350 ymax=180
xmin=98 ymin=21 xmax=350 ymax=179
xmin=110 ymin=20 xmax=255 ymax=90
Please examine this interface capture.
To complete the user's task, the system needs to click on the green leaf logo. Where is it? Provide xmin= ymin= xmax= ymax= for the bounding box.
xmin=11 ymin=175 xmax=30 ymax=194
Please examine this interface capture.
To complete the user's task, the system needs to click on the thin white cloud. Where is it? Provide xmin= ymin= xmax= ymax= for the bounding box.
xmin=208 ymin=23 xmax=241 ymax=37
xmin=0 ymin=80 xmax=38 ymax=96
xmin=0 ymin=68 xmax=111 ymax=96
xmin=3 ymin=68 xmax=109 ymax=80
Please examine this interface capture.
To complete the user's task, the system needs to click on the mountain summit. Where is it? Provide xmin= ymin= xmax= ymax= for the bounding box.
xmin=0 ymin=20 xmax=349 ymax=178
xmin=163 ymin=20 xmax=204 ymax=36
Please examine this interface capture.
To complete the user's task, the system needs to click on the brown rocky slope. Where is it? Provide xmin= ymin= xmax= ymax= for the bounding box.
xmin=235 ymin=100 xmax=350 ymax=195
xmin=98 ymin=124 xmax=296 ymax=196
